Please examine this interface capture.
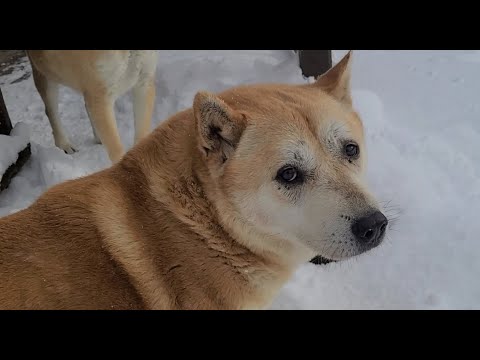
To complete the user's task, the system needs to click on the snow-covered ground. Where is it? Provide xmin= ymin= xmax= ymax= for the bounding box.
xmin=0 ymin=50 xmax=478 ymax=309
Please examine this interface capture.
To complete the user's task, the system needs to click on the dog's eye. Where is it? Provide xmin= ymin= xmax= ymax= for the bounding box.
xmin=276 ymin=166 xmax=302 ymax=184
xmin=345 ymin=143 xmax=359 ymax=158
xmin=281 ymin=167 xmax=297 ymax=182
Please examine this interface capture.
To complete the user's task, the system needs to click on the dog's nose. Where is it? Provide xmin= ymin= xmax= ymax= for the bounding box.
xmin=351 ymin=211 xmax=388 ymax=246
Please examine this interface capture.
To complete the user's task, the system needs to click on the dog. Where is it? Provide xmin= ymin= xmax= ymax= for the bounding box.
xmin=26 ymin=50 xmax=158 ymax=162
xmin=0 ymin=51 xmax=388 ymax=309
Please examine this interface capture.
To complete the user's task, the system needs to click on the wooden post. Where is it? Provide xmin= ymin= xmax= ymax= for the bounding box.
xmin=298 ymin=50 xmax=332 ymax=79
xmin=0 ymin=86 xmax=31 ymax=192
xmin=0 ymin=87 xmax=13 ymax=135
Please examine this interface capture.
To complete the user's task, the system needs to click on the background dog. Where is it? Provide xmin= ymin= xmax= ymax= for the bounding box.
xmin=26 ymin=50 xmax=158 ymax=162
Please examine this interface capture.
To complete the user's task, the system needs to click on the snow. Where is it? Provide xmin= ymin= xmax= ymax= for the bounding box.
xmin=0 ymin=122 xmax=30 ymax=178
xmin=0 ymin=50 xmax=479 ymax=309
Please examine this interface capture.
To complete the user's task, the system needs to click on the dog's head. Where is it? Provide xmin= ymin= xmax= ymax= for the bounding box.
xmin=193 ymin=51 xmax=387 ymax=265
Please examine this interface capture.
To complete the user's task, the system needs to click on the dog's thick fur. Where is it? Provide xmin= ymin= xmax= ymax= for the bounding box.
xmin=26 ymin=50 xmax=158 ymax=162
xmin=0 ymin=52 xmax=387 ymax=310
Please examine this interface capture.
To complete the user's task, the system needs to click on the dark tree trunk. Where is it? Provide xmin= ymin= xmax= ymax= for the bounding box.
xmin=0 ymin=86 xmax=31 ymax=192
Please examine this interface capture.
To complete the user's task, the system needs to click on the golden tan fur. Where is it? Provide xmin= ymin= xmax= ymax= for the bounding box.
xmin=26 ymin=50 xmax=158 ymax=162
xmin=0 ymin=52 xmax=387 ymax=309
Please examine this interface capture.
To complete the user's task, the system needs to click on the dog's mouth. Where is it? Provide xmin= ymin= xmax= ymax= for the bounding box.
xmin=310 ymin=255 xmax=336 ymax=266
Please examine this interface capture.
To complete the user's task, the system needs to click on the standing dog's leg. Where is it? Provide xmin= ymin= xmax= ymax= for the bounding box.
xmin=132 ymin=77 xmax=156 ymax=144
xmin=84 ymin=94 xmax=124 ymax=163
xmin=85 ymin=106 xmax=101 ymax=144
xmin=31 ymin=67 xmax=76 ymax=154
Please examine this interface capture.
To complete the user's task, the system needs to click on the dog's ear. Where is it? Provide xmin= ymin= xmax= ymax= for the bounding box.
xmin=193 ymin=91 xmax=246 ymax=164
xmin=314 ymin=50 xmax=353 ymax=106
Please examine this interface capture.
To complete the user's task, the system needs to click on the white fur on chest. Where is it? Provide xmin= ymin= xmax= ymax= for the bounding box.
xmin=96 ymin=50 xmax=158 ymax=97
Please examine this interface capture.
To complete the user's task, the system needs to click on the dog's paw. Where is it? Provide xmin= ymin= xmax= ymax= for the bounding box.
xmin=63 ymin=146 xmax=77 ymax=155
xmin=57 ymin=143 xmax=76 ymax=155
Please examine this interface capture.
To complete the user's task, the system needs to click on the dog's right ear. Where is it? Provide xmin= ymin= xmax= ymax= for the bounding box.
xmin=314 ymin=50 xmax=353 ymax=106
xmin=193 ymin=91 xmax=246 ymax=164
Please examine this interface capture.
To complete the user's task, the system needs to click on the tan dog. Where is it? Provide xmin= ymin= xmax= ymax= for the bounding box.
xmin=0 ymin=52 xmax=388 ymax=309
xmin=26 ymin=50 xmax=158 ymax=162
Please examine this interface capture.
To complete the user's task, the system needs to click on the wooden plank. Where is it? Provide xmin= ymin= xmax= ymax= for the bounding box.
xmin=298 ymin=50 xmax=332 ymax=78
xmin=0 ymin=87 xmax=13 ymax=135
xmin=0 ymin=144 xmax=31 ymax=192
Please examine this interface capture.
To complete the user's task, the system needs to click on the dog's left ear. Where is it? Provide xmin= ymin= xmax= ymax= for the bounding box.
xmin=193 ymin=91 xmax=246 ymax=164
xmin=314 ymin=50 xmax=353 ymax=106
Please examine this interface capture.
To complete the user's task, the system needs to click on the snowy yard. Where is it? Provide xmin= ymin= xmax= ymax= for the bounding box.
xmin=0 ymin=50 xmax=478 ymax=309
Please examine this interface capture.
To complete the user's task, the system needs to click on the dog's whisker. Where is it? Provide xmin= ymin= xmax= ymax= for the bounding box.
xmin=324 ymin=239 xmax=338 ymax=259
xmin=383 ymin=208 xmax=403 ymax=216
